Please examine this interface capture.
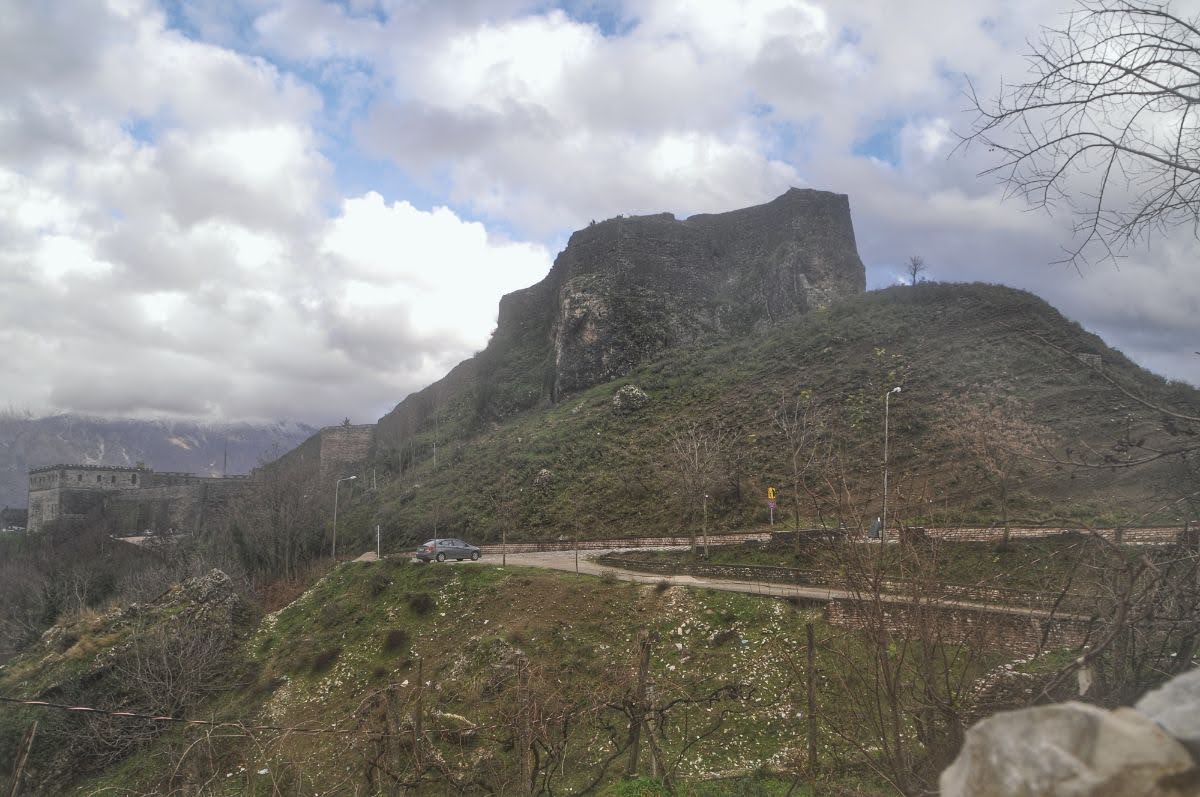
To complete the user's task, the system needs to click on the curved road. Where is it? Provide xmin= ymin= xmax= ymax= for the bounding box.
xmin=429 ymin=547 xmax=1093 ymax=624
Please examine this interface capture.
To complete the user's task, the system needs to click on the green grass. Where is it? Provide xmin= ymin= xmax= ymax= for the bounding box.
xmin=21 ymin=559 xmax=999 ymax=795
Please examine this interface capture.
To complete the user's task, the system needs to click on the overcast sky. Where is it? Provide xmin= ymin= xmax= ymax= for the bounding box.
xmin=2 ymin=0 xmax=1197 ymax=426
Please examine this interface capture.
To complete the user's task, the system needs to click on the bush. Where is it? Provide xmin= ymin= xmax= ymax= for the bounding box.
xmin=407 ymin=593 xmax=435 ymax=615
xmin=382 ymin=628 xmax=409 ymax=654
xmin=367 ymin=571 xmax=391 ymax=597
xmin=711 ymin=629 xmax=738 ymax=648
xmin=310 ymin=646 xmax=341 ymax=674
xmin=320 ymin=601 xmax=347 ymax=628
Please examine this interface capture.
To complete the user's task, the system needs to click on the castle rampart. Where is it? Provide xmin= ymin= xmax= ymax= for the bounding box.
xmin=26 ymin=464 xmax=248 ymax=535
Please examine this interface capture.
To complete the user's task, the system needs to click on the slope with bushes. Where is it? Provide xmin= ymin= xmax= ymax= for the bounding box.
xmin=336 ymin=283 xmax=1198 ymax=553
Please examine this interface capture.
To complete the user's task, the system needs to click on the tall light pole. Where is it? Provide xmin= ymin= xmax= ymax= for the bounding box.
xmin=702 ymin=493 xmax=710 ymax=558
xmin=332 ymin=475 xmax=357 ymax=560
xmin=882 ymin=387 xmax=901 ymax=543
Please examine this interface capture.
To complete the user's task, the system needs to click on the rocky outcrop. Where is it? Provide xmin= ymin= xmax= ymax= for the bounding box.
xmin=941 ymin=668 xmax=1200 ymax=797
xmin=377 ymin=188 xmax=865 ymax=443
xmin=612 ymin=385 xmax=650 ymax=414
xmin=536 ymin=188 xmax=865 ymax=398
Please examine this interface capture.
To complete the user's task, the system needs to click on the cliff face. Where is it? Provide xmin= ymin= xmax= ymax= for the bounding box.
xmin=376 ymin=188 xmax=865 ymax=445
xmin=516 ymin=188 xmax=865 ymax=398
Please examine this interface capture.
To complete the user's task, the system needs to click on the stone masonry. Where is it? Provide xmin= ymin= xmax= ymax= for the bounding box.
xmin=25 ymin=464 xmax=247 ymax=535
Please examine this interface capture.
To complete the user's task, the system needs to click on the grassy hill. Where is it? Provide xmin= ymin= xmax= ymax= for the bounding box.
xmin=334 ymin=283 xmax=1198 ymax=553
xmin=1 ymin=561 xmax=934 ymax=794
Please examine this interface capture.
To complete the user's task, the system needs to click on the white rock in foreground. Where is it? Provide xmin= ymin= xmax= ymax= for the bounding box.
xmin=940 ymin=701 xmax=1197 ymax=797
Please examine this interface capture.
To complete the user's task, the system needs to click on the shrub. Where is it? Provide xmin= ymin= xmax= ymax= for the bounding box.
xmin=320 ymin=601 xmax=346 ymax=628
xmin=367 ymin=571 xmax=391 ymax=597
xmin=310 ymin=646 xmax=341 ymax=674
xmin=382 ymin=628 xmax=409 ymax=654
xmin=653 ymin=579 xmax=672 ymax=594
xmin=407 ymin=593 xmax=435 ymax=615
xmin=711 ymin=629 xmax=738 ymax=648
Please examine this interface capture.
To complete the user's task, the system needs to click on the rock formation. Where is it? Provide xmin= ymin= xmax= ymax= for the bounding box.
xmin=377 ymin=188 xmax=865 ymax=445
xmin=940 ymin=667 xmax=1200 ymax=797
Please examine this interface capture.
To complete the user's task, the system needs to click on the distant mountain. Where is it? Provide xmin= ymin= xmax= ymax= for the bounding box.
xmin=0 ymin=414 xmax=316 ymax=508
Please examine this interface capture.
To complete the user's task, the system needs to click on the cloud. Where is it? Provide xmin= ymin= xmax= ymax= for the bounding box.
xmin=2 ymin=0 xmax=1196 ymax=432
xmin=0 ymin=0 xmax=552 ymax=425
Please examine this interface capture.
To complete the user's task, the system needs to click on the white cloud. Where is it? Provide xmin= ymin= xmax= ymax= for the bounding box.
xmin=2 ymin=0 xmax=1196 ymax=430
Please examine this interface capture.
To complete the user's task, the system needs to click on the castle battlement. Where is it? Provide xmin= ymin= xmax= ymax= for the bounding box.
xmin=26 ymin=464 xmax=249 ymax=535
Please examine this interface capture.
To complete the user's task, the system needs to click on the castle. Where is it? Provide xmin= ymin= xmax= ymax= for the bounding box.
xmin=24 ymin=424 xmax=376 ymax=536
xmin=25 ymin=464 xmax=248 ymax=535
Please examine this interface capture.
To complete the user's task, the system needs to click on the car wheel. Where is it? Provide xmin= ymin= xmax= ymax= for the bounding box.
xmin=436 ymin=552 xmax=446 ymax=562
xmin=471 ymin=551 xmax=480 ymax=561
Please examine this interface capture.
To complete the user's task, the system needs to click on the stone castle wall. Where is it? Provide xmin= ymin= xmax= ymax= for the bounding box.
xmin=26 ymin=464 xmax=248 ymax=535
xmin=259 ymin=424 xmax=376 ymax=482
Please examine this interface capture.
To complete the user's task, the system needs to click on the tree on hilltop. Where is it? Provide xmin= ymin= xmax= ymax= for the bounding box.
xmin=906 ymin=255 xmax=926 ymax=286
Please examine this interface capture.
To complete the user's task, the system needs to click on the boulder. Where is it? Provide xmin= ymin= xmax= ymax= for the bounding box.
xmin=612 ymin=384 xmax=650 ymax=414
xmin=1137 ymin=668 xmax=1200 ymax=759
xmin=940 ymin=701 xmax=1198 ymax=797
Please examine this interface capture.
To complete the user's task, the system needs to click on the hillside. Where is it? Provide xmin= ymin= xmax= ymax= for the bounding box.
xmin=0 ymin=414 xmax=315 ymax=509
xmin=338 ymin=282 xmax=1198 ymax=552
xmin=0 ymin=561 xmax=962 ymax=794
xmin=374 ymin=188 xmax=866 ymax=448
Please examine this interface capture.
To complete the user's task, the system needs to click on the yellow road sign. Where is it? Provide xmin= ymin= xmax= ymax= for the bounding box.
xmin=767 ymin=486 xmax=776 ymax=501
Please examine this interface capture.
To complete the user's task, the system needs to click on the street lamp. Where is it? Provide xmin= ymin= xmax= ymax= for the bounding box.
xmin=882 ymin=387 xmax=901 ymax=544
xmin=702 ymin=493 xmax=710 ymax=558
xmin=332 ymin=475 xmax=357 ymax=560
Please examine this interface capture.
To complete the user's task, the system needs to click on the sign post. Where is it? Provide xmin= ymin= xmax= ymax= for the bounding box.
xmin=767 ymin=486 xmax=777 ymax=526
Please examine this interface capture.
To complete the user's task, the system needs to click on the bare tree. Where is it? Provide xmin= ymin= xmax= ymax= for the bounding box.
xmin=774 ymin=389 xmax=834 ymax=549
xmin=222 ymin=460 xmax=325 ymax=582
xmin=665 ymin=423 xmax=726 ymax=555
xmin=905 ymin=255 xmax=926 ymax=286
xmin=940 ymin=395 xmax=1052 ymax=547
xmin=964 ymin=0 xmax=1200 ymax=266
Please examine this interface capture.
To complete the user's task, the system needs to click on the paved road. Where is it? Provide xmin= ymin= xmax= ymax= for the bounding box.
xmin=421 ymin=547 xmax=1091 ymax=624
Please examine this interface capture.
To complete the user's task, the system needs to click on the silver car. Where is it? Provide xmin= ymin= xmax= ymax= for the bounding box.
xmin=415 ymin=538 xmax=481 ymax=563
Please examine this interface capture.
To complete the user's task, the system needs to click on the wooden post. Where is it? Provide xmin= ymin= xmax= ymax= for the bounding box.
xmin=519 ymin=659 xmax=534 ymax=794
xmin=626 ymin=630 xmax=653 ymax=777
xmin=806 ymin=622 xmax=818 ymax=774
xmin=575 ymin=531 xmax=579 ymax=574
xmin=412 ymin=659 xmax=424 ymax=769
xmin=8 ymin=720 xmax=38 ymax=797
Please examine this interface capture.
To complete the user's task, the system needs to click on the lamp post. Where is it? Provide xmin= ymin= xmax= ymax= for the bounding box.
xmin=882 ymin=387 xmax=901 ymax=544
xmin=702 ymin=493 xmax=710 ymax=558
xmin=332 ymin=475 xmax=357 ymax=560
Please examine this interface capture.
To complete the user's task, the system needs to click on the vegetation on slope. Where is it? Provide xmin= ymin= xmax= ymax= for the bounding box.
xmin=3 ymin=558 xmax=1017 ymax=794
xmin=336 ymin=283 xmax=1198 ymax=554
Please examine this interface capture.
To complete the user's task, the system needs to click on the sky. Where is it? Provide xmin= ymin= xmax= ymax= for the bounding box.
xmin=2 ymin=0 xmax=1197 ymax=426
